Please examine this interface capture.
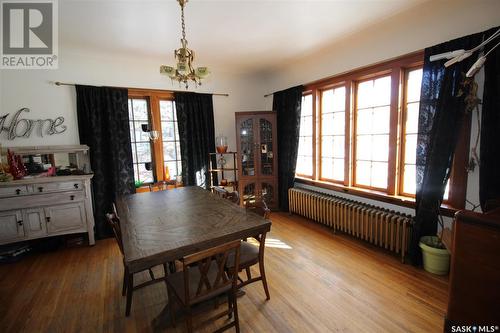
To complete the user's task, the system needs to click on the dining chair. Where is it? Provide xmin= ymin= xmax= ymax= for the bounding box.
xmin=245 ymin=195 xmax=271 ymax=220
xmin=105 ymin=212 xmax=169 ymax=316
xmin=166 ymin=240 xmax=241 ymax=333
xmin=225 ymin=194 xmax=271 ymax=300
xmin=226 ymin=230 xmax=270 ymax=301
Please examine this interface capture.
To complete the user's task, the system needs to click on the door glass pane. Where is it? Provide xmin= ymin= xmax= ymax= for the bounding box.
xmin=163 ymin=142 xmax=176 ymax=161
xmin=260 ymin=119 xmax=274 ymax=175
xmin=132 ymin=99 xmax=148 ymax=121
xmin=240 ymin=119 xmax=255 ymax=176
xmin=134 ymin=122 xmax=150 ymax=142
xmin=160 ymin=100 xmax=175 ymax=120
xmin=137 ymin=163 xmax=153 ymax=183
xmin=136 ymin=143 xmax=151 ymax=163
xmin=161 ymin=121 xmax=175 ymax=141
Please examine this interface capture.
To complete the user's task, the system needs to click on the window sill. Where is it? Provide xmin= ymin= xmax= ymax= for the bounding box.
xmin=294 ymin=177 xmax=458 ymax=217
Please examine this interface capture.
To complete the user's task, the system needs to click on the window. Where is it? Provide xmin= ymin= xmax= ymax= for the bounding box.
xmin=294 ymin=52 xmax=469 ymax=211
xmin=128 ymin=98 xmax=153 ymax=183
xmin=401 ymin=68 xmax=422 ymax=196
xmin=159 ymin=100 xmax=182 ymax=179
xmin=296 ymin=94 xmax=313 ymax=177
xmin=320 ymin=86 xmax=346 ymax=182
xmin=354 ymin=76 xmax=391 ymax=190
xmin=128 ymin=90 xmax=182 ymax=188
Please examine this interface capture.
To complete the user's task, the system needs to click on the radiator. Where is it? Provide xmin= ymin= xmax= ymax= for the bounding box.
xmin=288 ymin=188 xmax=413 ymax=263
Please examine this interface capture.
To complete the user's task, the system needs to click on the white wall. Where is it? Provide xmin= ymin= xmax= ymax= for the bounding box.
xmin=262 ymin=0 xmax=500 ymax=215
xmin=1 ymin=0 xmax=498 ymax=214
xmin=0 ymin=46 xmax=269 ymax=151
xmin=262 ymin=0 xmax=500 ymax=94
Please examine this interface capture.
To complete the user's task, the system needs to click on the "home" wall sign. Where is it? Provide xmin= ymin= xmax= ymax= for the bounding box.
xmin=0 ymin=108 xmax=67 ymax=140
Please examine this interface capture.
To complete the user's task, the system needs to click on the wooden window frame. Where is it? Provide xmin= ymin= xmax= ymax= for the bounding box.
xmin=296 ymin=91 xmax=316 ymax=179
xmin=318 ymin=83 xmax=349 ymax=186
xmin=352 ymin=72 xmax=395 ymax=193
xmin=295 ymin=51 xmax=470 ymax=215
xmin=128 ymin=89 xmax=177 ymax=189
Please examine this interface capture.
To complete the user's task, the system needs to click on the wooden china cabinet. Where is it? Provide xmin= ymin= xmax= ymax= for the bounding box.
xmin=235 ymin=111 xmax=278 ymax=209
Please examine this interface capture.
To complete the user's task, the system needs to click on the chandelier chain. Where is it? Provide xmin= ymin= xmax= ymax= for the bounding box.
xmin=180 ymin=3 xmax=186 ymax=41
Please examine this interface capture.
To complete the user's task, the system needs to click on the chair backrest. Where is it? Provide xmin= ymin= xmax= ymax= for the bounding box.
xmin=246 ymin=194 xmax=271 ymax=219
xmin=181 ymin=240 xmax=241 ymax=305
xmin=105 ymin=212 xmax=124 ymax=255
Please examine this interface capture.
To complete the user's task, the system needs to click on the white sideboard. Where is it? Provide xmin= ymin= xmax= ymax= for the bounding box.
xmin=0 ymin=175 xmax=95 ymax=246
xmin=0 ymin=145 xmax=95 ymax=246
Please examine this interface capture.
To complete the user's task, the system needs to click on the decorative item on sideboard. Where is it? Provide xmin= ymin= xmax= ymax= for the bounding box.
xmin=0 ymin=145 xmax=92 ymax=182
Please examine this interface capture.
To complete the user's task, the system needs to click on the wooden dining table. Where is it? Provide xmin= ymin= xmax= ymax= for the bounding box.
xmin=116 ymin=186 xmax=272 ymax=327
xmin=116 ymin=185 xmax=272 ymax=278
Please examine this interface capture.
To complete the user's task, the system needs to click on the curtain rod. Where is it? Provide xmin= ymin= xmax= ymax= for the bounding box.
xmin=264 ymin=93 xmax=273 ymax=97
xmin=54 ymin=81 xmax=229 ymax=97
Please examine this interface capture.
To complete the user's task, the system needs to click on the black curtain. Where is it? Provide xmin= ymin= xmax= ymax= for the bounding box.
xmin=273 ymin=85 xmax=304 ymax=211
xmin=410 ymin=29 xmax=494 ymax=263
xmin=174 ymin=92 xmax=215 ymax=190
xmin=76 ymin=85 xmax=135 ymax=239
xmin=480 ymin=31 xmax=500 ymax=211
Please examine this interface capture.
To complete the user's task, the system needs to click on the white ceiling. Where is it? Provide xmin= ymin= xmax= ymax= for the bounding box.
xmin=60 ymin=0 xmax=427 ymax=73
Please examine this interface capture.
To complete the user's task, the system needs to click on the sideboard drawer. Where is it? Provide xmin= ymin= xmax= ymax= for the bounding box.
xmin=32 ymin=181 xmax=83 ymax=194
xmin=0 ymin=191 xmax=85 ymax=210
xmin=0 ymin=186 xmax=30 ymax=198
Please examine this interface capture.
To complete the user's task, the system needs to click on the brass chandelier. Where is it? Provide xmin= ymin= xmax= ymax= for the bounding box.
xmin=160 ymin=0 xmax=209 ymax=88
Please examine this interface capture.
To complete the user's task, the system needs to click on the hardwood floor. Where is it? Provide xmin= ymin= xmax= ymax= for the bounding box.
xmin=0 ymin=213 xmax=448 ymax=332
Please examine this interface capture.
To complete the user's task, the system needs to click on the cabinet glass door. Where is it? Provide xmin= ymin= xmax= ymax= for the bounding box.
xmin=240 ymin=118 xmax=256 ymax=176
xmin=259 ymin=118 xmax=274 ymax=176
xmin=261 ymin=182 xmax=276 ymax=207
xmin=243 ymin=183 xmax=256 ymax=205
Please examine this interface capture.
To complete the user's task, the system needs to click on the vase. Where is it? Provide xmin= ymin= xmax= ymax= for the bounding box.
xmin=216 ymin=134 xmax=228 ymax=153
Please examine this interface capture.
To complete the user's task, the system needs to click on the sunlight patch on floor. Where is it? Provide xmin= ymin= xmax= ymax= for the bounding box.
xmin=247 ymin=237 xmax=292 ymax=249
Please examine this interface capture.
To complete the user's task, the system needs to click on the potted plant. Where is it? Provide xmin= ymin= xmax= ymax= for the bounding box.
xmin=419 ymin=202 xmax=450 ymax=275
